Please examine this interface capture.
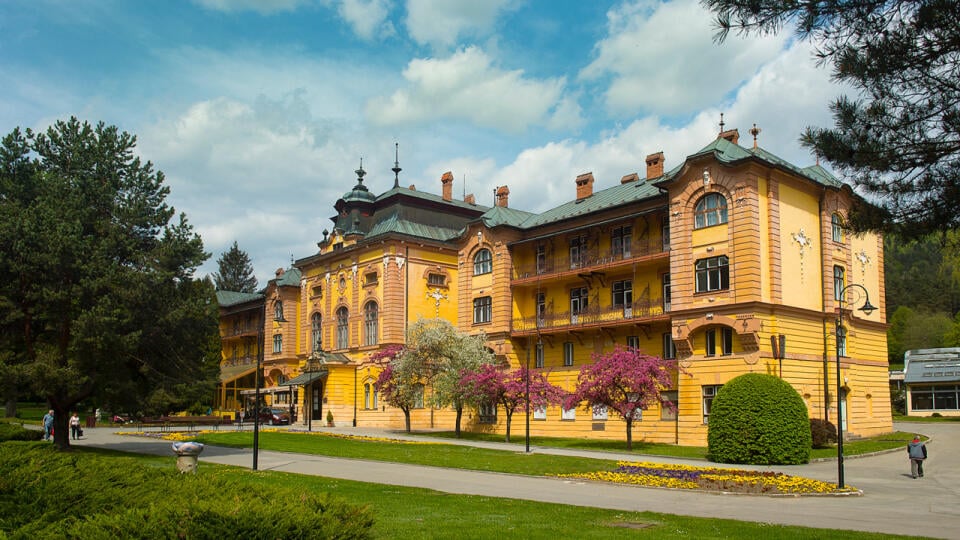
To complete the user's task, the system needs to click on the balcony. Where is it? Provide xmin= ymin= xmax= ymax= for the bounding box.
xmin=512 ymin=241 xmax=668 ymax=283
xmin=221 ymin=355 xmax=256 ymax=369
xmin=512 ymin=298 xmax=669 ymax=336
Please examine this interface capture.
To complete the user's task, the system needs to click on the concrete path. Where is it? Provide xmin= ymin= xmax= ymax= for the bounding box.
xmin=70 ymin=422 xmax=960 ymax=539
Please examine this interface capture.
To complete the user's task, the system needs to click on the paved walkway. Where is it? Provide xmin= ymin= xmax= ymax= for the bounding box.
xmin=71 ymin=422 xmax=960 ymax=539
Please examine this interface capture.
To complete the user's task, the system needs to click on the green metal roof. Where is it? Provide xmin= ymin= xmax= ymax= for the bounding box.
xmin=480 ymin=205 xmax=536 ymax=228
xmin=216 ymin=290 xmax=263 ymax=308
xmin=365 ymin=212 xmax=462 ymax=242
xmin=517 ymin=178 xmax=663 ymax=228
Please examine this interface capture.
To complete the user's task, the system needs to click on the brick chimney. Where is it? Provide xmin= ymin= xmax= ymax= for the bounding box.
xmin=496 ymin=185 xmax=509 ymax=207
xmin=441 ymin=171 xmax=453 ymax=201
xmin=575 ymin=172 xmax=594 ymax=200
xmin=719 ymin=129 xmax=740 ymax=145
xmin=464 ymin=193 xmax=476 ymax=205
xmin=645 ymin=152 xmax=664 ymax=180
xmin=620 ymin=172 xmax=639 ymax=184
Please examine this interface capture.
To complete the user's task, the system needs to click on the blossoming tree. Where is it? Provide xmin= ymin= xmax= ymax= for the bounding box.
xmin=372 ymin=346 xmax=419 ymax=433
xmin=460 ymin=364 xmax=565 ymax=443
xmin=567 ymin=346 xmax=678 ymax=450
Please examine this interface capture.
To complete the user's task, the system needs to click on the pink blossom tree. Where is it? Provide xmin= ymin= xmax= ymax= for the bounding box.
xmin=567 ymin=346 xmax=678 ymax=450
xmin=371 ymin=346 xmax=420 ymax=433
xmin=461 ymin=364 xmax=565 ymax=443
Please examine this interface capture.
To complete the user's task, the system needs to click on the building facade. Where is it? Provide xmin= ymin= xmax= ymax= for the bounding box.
xmin=218 ymin=128 xmax=893 ymax=444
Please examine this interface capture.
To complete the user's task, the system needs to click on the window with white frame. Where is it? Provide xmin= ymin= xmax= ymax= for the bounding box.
xmin=570 ymin=286 xmax=588 ymax=318
xmin=662 ymin=216 xmax=671 ymax=251
xmin=561 ymin=406 xmax=576 ymax=420
xmin=273 ymin=334 xmax=282 ymax=353
xmin=660 ymin=390 xmax=678 ymax=421
xmin=427 ymin=273 xmax=446 ymax=287
xmin=662 ymin=272 xmax=671 ymax=311
xmin=563 ymin=342 xmax=574 ymax=366
xmin=364 ymin=383 xmax=372 ymax=409
xmin=611 ymin=225 xmax=632 ymax=258
xmin=274 ymin=301 xmax=285 ymax=321
xmin=832 ymin=213 xmax=843 ymax=242
xmin=336 ymin=307 xmax=349 ymax=349
xmin=705 ymin=329 xmax=717 ymax=357
xmin=695 ymin=256 xmax=729 ymax=292
xmin=627 ymin=335 xmax=640 ymax=350
xmin=533 ymin=405 xmax=547 ymax=420
xmin=612 ymin=279 xmax=632 ymax=313
xmin=363 ymin=301 xmax=378 ymax=346
xmin=721 ymin=327 xmax=733 ymax=355
xmin=592 ymin=405 xmax=608 ymax=420
xmin=702 ymin=385 xmax=723 ymax=423
xmin=569 ymin=235 xmax=587 ymax=269
xmin=478 ymin=402 xmax=497 ymax=424
xmin=535 ymin=342 xmax=544 ymax=368
xmin=473 ymin=249 xmax=493 ymax=275
xmin=838 ymin=325 xmax=847 ymax=357
xmin=834 ymin=266 xmax=845 ymax=300
xmin=536 ymin=291 xmax=546 ymax=327
xmin=473 ymin=296 xmax=492 ymax=324
xmin=536 ymin=244 xmax=547 ymax=274
xmin=662 ymin=333 xmax=676 ymax=359
xmin=694 ymin=193 xmax=728 ymax=229
xmin=311 ymin=313 xmax=322 ymax=352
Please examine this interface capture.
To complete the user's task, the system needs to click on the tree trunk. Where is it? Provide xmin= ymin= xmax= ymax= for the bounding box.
xmin=52 ymin=410 xmax=70 ymax=451
xmin=4 ymin=396 xmax=15 ymax=419
xmin=403 ymin=408 xmax=411 ymax=433
xmin=455 ymin=406 xmax=462 ymax=438
xmin=625 ymin=417 xmax=633 ymax=451
xmin=504 ymin=411 xmax=512 ymax=443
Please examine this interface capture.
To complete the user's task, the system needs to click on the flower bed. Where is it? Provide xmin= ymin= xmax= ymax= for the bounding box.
xmin=556 ymin=461 xmax=855 ymax=495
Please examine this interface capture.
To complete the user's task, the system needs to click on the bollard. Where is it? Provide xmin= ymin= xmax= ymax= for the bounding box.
xmin=172 ymin=441 xmax=205 ymax=474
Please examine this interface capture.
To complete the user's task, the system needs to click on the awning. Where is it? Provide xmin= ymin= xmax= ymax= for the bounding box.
xmin=284 ymin=369 xmax=329 ymax=386
xmin=240 ymin=386 xmax=292 ymax=396
xmin=219 ymin=364 xmax=257 ymax=384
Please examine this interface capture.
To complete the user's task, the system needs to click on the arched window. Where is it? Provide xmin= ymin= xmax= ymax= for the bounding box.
xmin=311 ymin=313 xmax=322 ymax=352
xmin=474 ymin=249 xmax=493 ymax=275
xmin=336 ymin=307 xmax=349 ymax=349
xmin=832 ymin=213 xmax=844 ymax=242
xmin=273 ymin=300 xmax=285 ymax=321
xmin=364 ymin=382 xmax=379 ymax=409
xmin=694 ymin=193 xmax=728 ymax=229
xmin=364 ymin=301 xmax=379 ymax=346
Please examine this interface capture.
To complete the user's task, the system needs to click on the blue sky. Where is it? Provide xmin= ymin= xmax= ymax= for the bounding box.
xmin=1 ymin=0 xmax=843 ymax=285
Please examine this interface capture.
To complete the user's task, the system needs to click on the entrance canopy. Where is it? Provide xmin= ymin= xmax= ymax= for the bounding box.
xmin=284 ymin=369 xmax=329 ymax=387
xmin=219 ymin=364 xmax=257 ymax=384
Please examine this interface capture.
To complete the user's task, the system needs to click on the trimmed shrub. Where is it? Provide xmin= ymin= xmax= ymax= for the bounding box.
xmin=810 ymin=418 xmax=838 ymax=448
xmin=707 ymin=373 xmax=812 ymax=465
xmin=0 ymin=422 xmax=44 ymax=442
xmin=0 ymin=443 xmax=374 ymax=539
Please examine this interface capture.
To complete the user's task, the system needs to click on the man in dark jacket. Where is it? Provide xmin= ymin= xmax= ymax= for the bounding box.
xmin=908 ymin=434 xmax=928 ymax=478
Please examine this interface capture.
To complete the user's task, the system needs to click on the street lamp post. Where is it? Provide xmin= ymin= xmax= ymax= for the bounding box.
xmin=835 ymin=283 xmax=877 ymax=489
xmin=253 ymin=302 xmax=265 ymax=471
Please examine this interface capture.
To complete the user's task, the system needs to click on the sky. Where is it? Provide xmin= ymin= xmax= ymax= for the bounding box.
xmin=1 ymin=0 xmax=845 ymax=286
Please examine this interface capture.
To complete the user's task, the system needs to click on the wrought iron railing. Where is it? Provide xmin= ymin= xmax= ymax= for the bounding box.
xmin=512 ymin=239 xmax=666 ymax=281
xmin=512 ymin=298 xmax=667 ymax=333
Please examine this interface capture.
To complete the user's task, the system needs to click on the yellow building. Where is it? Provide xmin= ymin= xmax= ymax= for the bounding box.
xmin=221 ymin=128 xmax=893 ymax=445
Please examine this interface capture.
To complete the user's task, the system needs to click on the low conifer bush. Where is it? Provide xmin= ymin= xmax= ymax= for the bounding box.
xmin=810 ymin=418 xmax=838 ymax=448
xmin=707 ymin=373 xmax=812 ymax=465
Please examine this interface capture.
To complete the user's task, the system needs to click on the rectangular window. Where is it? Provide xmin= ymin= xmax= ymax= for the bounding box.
xmin=832 ymin=214 xmax=843 ymax=243
xmin=662 ymin=273 xmax=671 ymax=311
xmin=660 ymin=390 xmax=678 ymax=421
xmin=561 ymin=406 xmax=576 ymax=420
xmin=533 ymin=405 xmax=547 ymax=420
xmin=721 ymin=327 xmax=733 ymax=355
xmin=563 ymin=342 xmax=574 ymax=367
xmin=705 ymin=329 xmax=716 ymax=357
xmin=910 ymin=385 xmax=960 ymax=411
xmin=364 ymin=272 xmax=378 ymax=286
xmin=272 ymin=334 xmax=283 ymax=354
xmin=428 ymin=273 xmax=446 ymax=286
xmin=703 ymin=385 xmax=723 ymax=424
xmin=536 ymin=244 xmax=547 ymax=274
xmin=570 ymin=287 xmax=588 ymax=319
xmin=473 ymin=296 xmax=492 ymax=324
xmin=663 ymin=333 xmax=676 ymax=360
xmin=413 ymin=384 xmax=424 ymax=409
xmin=838 ymin=325 xmax=847 ymax=357
xmin=478 ymin=402 xmax=497 ymax=424
xmin=695 ymin=256 xmax=729 ymax=293
xmin=536 ymin=292 xmax=546 ymax=328
xmin=592 ymin=405 xmax=608 ymax=420
xmin=834 ymin=266 xmax=845 ymax=300
xmin=661 ymin=217 xmax=670 ymax=251
xmin=626 ymin=335 xmax=640 ymax=350
xmin=535 ymin=342 xmax=544 ymax=369
xmin=611 ymin=225 xmax=632 ymax=258
xmin=612 ymin=279 xmax=632 ymax=310
xmin=569 ymin=236 xmax=586 ymax=269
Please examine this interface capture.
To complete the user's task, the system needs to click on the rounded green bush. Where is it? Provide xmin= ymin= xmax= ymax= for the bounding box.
xmin=707 ymin=373 xmax=811 ymax=465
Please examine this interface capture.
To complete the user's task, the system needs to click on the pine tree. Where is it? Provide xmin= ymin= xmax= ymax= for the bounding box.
xmin=702 ymin=0 xmax=960 ymax=238
xmin=212 ymin=241 xmax=258 ymax=292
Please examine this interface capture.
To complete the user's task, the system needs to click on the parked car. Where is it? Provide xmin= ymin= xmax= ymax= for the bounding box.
xmin=247 ymin=407 xmax=290 ymax=425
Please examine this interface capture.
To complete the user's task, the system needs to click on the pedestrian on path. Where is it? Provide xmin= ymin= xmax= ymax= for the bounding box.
xmin=908 ymin=434 xmax=928 ymax=478
xmin=70 ymin=413 xmax=81 ymax=440
xmin=42 ymin=410 xmax=54 ymax=441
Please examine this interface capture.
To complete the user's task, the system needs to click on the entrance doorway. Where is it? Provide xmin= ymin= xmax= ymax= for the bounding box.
xmin=310 ymin=380 xmax=324 ymax=422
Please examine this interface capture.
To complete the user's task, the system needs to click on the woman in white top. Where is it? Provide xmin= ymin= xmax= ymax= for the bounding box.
xmin=69 ymin=413 xmax=81 ymax=440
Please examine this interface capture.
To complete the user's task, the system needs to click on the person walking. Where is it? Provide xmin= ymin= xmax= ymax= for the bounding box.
xmin=69 ymin=412 xmax=81 ymax=440
xmin=42 ymin=410 xmax=54 ymax=441
xmin=908 ymin=434 xmax=928 ymax=478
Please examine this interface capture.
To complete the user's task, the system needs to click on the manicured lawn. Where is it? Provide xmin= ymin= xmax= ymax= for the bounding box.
xmin=893 ymin=414 xmax=960 ymax=423
xmin=92 ymin=450 xmax=920 ymax=539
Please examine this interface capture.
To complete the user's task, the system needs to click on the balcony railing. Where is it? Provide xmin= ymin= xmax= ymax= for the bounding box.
xmin=222 ymin=355 xmax=256 ymax=368
xmin=513 ymin=240 xmax=667 ymax=281
xmin=512 ymin=298 xmax=668 ymax=334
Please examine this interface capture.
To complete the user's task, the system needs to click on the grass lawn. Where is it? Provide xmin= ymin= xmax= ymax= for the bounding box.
xmin=893 ymin=414 xmax=960 ymax=423
xmin=91 ymin=450 xmax=918 ymax=540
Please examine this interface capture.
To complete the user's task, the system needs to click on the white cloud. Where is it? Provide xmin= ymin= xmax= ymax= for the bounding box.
xmin=328 ymin=0 xmax=396 ymax=40
xmin=580 ymin=0 xmax=788 ymax=116
xmin=405 ymin=0 xmax=514 ymax=48
xmin=365 ymin=46 xmax=580 ymax=133
xmin=193 ymin=0 xmax=310 ymax=14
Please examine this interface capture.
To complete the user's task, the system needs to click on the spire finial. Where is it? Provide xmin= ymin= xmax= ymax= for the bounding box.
xmin=355 ymin=157 xmax=366 ymax=185
xmin=719 ymin=112 xmax=725 ymax=134
xmin=749 ymin=123 xmax=762 ymax=149
xmin=392 ymin=142 xmax=402 ymax=188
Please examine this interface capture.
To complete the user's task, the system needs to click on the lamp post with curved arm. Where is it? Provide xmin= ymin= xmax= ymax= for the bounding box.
xmin=835 ymin=283 xmax=877 ymax=489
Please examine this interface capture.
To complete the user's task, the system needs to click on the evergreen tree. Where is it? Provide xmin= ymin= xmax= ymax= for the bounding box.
xmin=212 ymin=241 xmax=258 ymax=292
xmin=0 ymin=118 xmax=220 ymax=450
xmin=702 ymin=0 xmax=960 ymax=237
